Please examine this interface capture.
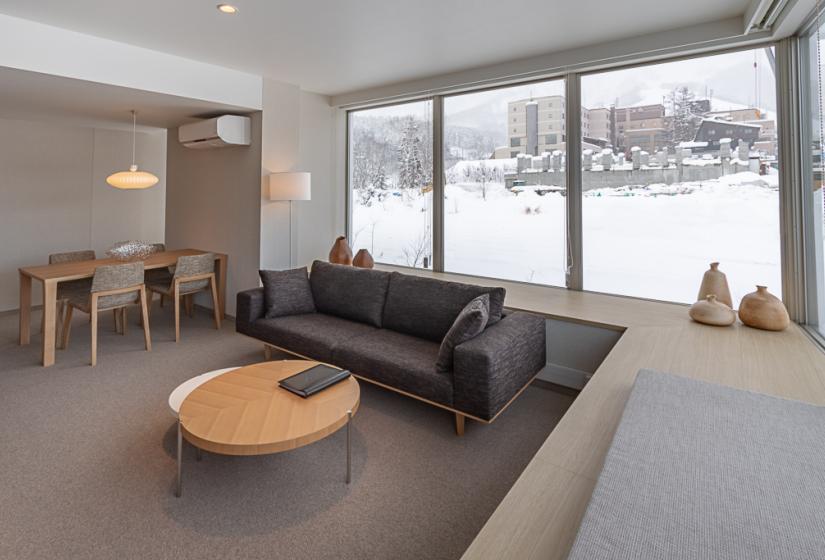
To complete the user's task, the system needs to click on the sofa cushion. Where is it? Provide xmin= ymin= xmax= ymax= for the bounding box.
xmin=259 ymin=268 xmax=316 ymax=319
xmin=332 ymin=329 xmax=452 ymax=407
xmin=246 ymin=313 xmax=377 ymax=363
xmin=382 ymin=272 xmax=506 ymax=342
xmin=309 ymin=261 xmax=390 ymax=328
xmin=436 ymin=294 xmax=489 ymax=373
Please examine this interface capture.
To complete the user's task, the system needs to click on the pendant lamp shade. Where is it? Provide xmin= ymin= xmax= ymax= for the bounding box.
xmin=107 ymin=111 xmax=159 ymax=190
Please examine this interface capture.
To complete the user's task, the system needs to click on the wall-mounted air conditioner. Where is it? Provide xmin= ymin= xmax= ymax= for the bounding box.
xmin=178 ymin=115 xmax=251 ymax=149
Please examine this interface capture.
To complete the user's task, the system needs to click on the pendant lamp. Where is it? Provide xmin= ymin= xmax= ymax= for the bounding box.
xmin=106 ymin=110 xmax=159 ymax=189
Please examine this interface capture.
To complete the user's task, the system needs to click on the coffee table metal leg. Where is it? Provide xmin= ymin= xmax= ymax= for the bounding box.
xmin=176 ymin=419 xmax=182 ymax=497
xmin=346 ymin=410 xmax=352 ymax=484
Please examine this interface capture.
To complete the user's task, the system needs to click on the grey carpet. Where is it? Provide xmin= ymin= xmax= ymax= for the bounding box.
xmin=0 ymin=305 xmax=573 ymax=560
xmin=568 ymin=370 xmax=825 ymax=560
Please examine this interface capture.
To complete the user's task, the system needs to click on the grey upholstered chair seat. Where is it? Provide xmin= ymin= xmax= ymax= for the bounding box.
xmin=65 ymin=290 xmax=139 ymax=313
xmin=145 ymin=278 xmax=207 ymax=296
xmin=57 ymin=278 xmax=93 ymax=299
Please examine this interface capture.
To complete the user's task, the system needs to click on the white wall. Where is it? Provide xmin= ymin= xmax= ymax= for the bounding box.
xmin=165 ymin=113 xmax=263 ymax=316
xmin=0 ymin=117 xmax=166 ymax=311
xmin=259 ymin=79 xmax=339 ymax=271
xmin=0 ymin=13 xmax=262 ymax=110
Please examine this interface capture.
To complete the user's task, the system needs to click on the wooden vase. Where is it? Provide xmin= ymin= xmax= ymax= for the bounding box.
xmin=738 ymin=286 xmax=790 ymax=331
xmin=697 ymin=262 xmax=732 ymax=308
xmin=329 ymin=236 xmax=353 ymax=265
xmin=352 ymin=249 xmax=374 ymax=269
xmin=689 ymin=295 xmax=736 ymax=327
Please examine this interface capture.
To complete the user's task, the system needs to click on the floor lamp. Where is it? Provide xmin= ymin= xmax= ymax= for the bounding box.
xmin=267 ymin=172 xmax=311 ymax=268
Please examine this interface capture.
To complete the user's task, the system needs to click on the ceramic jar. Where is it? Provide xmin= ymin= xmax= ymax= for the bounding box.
xmin=352 ymin=249 xmax=374 ymax=269
xmin=697 ymin=262 xmax=732 ymax=308
xmin=689 ymin=294 xmax=736 ymax=326
xmin=738 ymin=286 xmax=790 ymax=331
xmin=328 ymin=236 xmax=353 ymax=265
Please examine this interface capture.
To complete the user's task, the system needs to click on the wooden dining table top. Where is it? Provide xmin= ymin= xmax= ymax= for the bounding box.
xmin=19 ymin=249 xmax=227 ymax=282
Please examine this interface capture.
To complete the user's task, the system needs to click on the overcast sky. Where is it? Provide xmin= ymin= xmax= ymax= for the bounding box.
xmin=358 ymin=48 xmax=776 ymax=122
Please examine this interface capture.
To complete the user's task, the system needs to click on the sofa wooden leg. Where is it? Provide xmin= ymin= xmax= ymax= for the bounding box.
xmin=454 ymin=413 xmax=465 ymax=436
xmin=263 ymin=344 xmax=272 ymax=361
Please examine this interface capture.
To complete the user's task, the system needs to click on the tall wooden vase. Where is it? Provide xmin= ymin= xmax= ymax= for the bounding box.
xmin=697 ymin=262 xmax=732 ymax=308
xmin=329 ymin=236 xmax=353 ymax=265
xmin=738 ymin=286 xmax=790 ymax=331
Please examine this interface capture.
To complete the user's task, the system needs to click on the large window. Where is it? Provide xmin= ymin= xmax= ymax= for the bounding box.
xmin=345 ymin=45 xmax=784 ymax=306
xmin=348 ymin=101 xmax=433 ymax=268
xmin=443 ymin=80 xmax=567 ymax=285
xmin=581 ymin=49 xmax=781 ymax=303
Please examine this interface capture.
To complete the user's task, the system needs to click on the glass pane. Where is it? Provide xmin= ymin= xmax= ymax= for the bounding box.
xmin=443 ymin=80 xmax=567 ymax=285
xmin=581 ymin=49 xmax=781 ymax=304
xmin=807 ymin=25 xmax=825 ymax=334
xmin=349 ymin=101 xmax=433 ymax=268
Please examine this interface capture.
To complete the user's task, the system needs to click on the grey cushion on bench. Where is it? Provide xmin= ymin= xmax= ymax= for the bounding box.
xmin=568 ymin=369 xmax=825 ymax=560
xmin=382 ymin=272 xmax=505 ymax=342
xmin=310 ymin=261 xmax=390 ymax=328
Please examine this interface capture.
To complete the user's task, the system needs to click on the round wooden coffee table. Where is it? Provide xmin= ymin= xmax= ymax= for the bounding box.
xmin=175 ymin=360 xmax=360 ymax=497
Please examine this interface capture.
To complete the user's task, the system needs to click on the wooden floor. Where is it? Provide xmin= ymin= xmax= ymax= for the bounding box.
xmin=377 ymin=266 xmax=825 ymax=560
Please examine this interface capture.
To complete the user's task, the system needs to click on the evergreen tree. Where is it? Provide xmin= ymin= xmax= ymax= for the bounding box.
xmin=667 ymin=87 xmax=703 ymax=145
xmin=398 ymin=117 xmax=425 ymax=191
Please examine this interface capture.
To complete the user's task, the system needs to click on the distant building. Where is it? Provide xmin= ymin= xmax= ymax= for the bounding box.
xmin=614 ymin=104 xmax=668 ymax=152
xmin=506 ymin=95 xmax=569 ymax=157
xmin=588 ymin=107 xmax=613 ymax=143
xmin=693 ymin=119 xmax=761 ymax=150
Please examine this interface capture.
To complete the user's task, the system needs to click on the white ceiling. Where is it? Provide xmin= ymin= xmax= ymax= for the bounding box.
xmin=0 ymin=0 xmax=752 ymax=96
xmin=0 ymin=66 xmax=250 ymax=131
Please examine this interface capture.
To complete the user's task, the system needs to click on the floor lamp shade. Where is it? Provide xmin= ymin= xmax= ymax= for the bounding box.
xmin=268 ymin=172 xmax=311 ymax=201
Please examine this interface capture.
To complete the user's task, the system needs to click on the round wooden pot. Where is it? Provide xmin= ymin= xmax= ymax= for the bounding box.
xmin=689 ymin=295 xmax=736 ymax=327
xmin=352 ymin=249 xmax=374 ymax=269
xmin=697 ymin=262 xmax=732 ymax=308
xmin=738 ymin=286 xmax=790 ymax=331
xmin=328 ymin=236 xmax=353 ymax=265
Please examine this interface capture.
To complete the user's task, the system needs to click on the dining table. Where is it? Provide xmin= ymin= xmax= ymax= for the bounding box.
xmin=18 ymin=249 xmax=228 ymax=367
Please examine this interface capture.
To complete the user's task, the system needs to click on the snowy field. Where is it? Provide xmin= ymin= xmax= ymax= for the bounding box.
xmin=351 ymin=171 xmax=781 ymax=305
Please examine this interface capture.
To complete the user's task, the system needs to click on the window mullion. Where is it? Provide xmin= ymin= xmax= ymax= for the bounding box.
xmin=565 ymin=73 xmax=583 ymax=290
xmin=432 ymin=95 xmax=445 ymax=272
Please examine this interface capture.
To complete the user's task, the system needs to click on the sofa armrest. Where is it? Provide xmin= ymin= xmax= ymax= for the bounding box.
xmin=235 ymin=287 xmax=265 ymax=333
xmin=453 ymin=311 xmax=546 ymax=421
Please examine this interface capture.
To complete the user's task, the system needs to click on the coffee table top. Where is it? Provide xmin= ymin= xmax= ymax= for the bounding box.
xmin=178 ymin=360 xmax=360 ymax=456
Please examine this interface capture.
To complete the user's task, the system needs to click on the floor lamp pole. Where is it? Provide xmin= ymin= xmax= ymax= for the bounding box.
xmin=288 ymin=200 xmax=293 ymax=268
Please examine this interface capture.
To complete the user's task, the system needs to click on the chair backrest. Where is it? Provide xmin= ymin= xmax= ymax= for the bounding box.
xmin=49 ymin=250 xmax=96 ymax=264
xmin=151 ymin=243 xmax=165 ymax=253
xmin=174 ymin=253 xmax=215 ymax=293
xmin=91 ymin=261 xmax=144 ymax=310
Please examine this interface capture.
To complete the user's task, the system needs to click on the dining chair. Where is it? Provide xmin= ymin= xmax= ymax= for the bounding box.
xmin=60 ymin=261 xmax=151 ymax=366
xmin=45 ymin=250 xmax=96 ymax=341
xmin=146 ymin=253 xmax=220 ymax=342
xmin=144 ymin=243 xmax=174 ymax=307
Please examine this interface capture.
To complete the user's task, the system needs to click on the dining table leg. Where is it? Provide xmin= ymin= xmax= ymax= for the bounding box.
xmin=41 ymin=279 xmax=58 ymax=367
xmin=19 ymin=271 xmax=31 ymax=346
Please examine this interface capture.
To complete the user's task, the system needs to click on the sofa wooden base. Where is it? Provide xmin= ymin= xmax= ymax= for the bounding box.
xmin=256 ymin=341 xmax=540 ymax=436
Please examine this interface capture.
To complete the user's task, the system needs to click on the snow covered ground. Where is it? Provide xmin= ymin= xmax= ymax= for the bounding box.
xmin=351 ymin=171 xmax=781 ymax=305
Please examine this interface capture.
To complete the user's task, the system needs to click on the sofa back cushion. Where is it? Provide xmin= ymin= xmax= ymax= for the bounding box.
xmin=309 ymin=260 xmax=390 ymax=327
xmin=382 ymin=272 xmax=505 ymax=342
xmin=259 ymin=268 xmax=316 ymax=318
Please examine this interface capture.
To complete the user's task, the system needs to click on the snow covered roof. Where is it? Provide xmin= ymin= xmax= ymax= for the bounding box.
xmin=701 ymin=117 xmax=761 ymax=128
xmin=678 ymin=141 xmax=709 ymax=148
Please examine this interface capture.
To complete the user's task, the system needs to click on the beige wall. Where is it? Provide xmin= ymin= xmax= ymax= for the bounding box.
xmin=0 ymin=117 xmax=166 ymax=311
xmin=165 ymin=112 xmax=263 ymax=316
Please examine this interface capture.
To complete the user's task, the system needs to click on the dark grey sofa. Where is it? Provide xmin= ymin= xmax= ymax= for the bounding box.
xmin=236 ymin=261 xmax=546 ymax=432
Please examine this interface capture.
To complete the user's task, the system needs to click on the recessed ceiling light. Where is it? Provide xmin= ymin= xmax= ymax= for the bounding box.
xmin=217 ymin=4 xmax=238 ymax=14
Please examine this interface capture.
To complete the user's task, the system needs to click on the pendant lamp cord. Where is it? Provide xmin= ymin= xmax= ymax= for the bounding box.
xmin=131 ymin=110 xmax=137 ymax=167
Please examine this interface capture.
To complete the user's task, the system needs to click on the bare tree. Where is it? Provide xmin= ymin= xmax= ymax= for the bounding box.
xmin=402 ymin=230 xmax=432 ymax=268
xmin=472 ymin=161 xmax=496 ymax=201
